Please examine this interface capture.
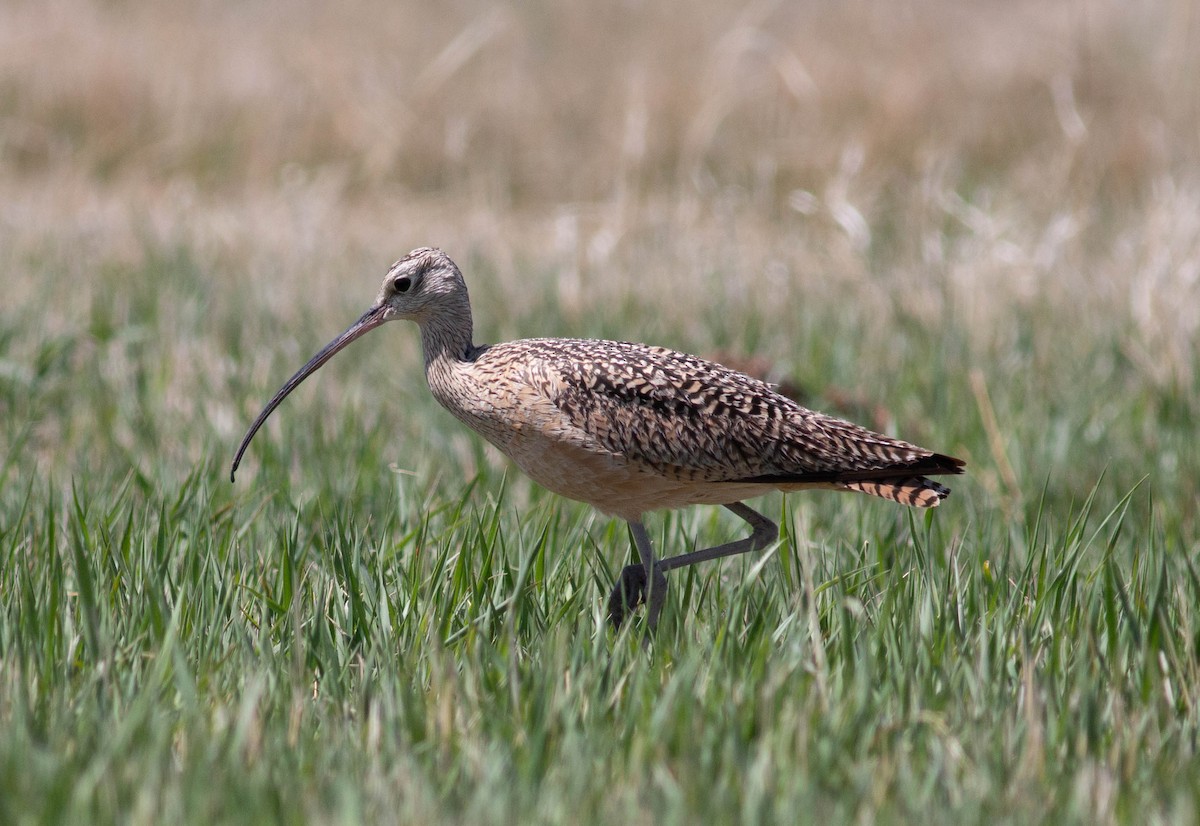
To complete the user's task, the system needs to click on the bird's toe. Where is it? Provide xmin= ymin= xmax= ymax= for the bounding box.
xmin=607 ymin=563 xmax=669 ymax=633
xmin=607 ymin=564 xmax=648 ymax=629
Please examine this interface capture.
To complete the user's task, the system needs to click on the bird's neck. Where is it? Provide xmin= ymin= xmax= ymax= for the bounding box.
xmin=419 ymin=299 xmax=476 ymax=372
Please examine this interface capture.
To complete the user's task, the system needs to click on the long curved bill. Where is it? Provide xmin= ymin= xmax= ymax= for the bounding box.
xmin=230 ymin=304 xmax=388 ymax=482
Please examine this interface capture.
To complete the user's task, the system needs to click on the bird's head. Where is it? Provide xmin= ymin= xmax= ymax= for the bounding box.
xmin=374 ymin=247 xmax=468 ymax=324
xmin=229 ymin=247 xmax=465 ymax=482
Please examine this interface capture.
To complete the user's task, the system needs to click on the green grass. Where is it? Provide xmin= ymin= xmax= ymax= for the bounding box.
xmin=3 ymin=238 xmax=1199 ymax=825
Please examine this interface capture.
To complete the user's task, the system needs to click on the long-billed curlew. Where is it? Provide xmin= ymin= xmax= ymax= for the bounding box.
xmin=232 ymin=248 xmax=964 ymax=632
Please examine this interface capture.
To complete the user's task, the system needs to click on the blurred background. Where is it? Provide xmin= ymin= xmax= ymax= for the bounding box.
xmin=2 ymin=0 xmax=1198 ymax=518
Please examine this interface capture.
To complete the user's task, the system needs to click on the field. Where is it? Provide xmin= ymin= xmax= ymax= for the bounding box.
xmin=3 ymin=0 xmax=1200 ymax=822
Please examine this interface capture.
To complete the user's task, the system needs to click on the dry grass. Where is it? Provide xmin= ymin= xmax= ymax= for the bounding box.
xmin=4 ymin=0 xmax=1198 ymax=312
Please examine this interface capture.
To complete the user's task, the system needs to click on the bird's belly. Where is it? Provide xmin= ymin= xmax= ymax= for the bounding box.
xmin=437 ymin=387 xmax=778 ymax=519
xmin=481 ymin=425 xmax=775 ymax=520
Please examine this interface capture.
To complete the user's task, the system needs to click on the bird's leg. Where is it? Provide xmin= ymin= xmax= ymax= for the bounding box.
xmin=606 ymin=504 xmax=777 ymax=632
xmin=607 ymin=520 xmax=667 ymax=632
xmin=656 ymin=502 xmax=779 ymax=572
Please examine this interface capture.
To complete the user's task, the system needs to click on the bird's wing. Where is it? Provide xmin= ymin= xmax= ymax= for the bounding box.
xmin=526 ymin=339 xmax=962 ymax=484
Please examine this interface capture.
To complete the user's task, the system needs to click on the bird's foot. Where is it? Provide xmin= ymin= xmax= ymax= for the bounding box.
xmin=607 ymin=563 xmax=668 ymax=632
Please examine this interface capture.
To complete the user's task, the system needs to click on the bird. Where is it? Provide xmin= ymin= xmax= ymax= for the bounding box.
xmin=231 ymin=247 xmax=964 ymax=633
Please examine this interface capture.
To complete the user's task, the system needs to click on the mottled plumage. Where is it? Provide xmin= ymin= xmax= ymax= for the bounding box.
xmin=232 ymin=247 xmax=965 ymax=633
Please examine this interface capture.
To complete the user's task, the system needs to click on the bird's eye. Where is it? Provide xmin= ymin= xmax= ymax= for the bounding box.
xmin=393 ymin=276 xmax=412 ymax=293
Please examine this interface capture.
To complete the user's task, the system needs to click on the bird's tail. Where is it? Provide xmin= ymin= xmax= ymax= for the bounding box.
xmin=840 ymin=476 xmax=952 ymax=508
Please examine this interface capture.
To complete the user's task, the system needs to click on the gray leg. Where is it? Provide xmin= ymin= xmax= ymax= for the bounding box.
xmin=607 ymin=520 xmax=667 ymax=632
xmin=658 ymin=503 xmax=778 ymax=572
xmin=606 ymin=504 xmax=779 ymax=631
